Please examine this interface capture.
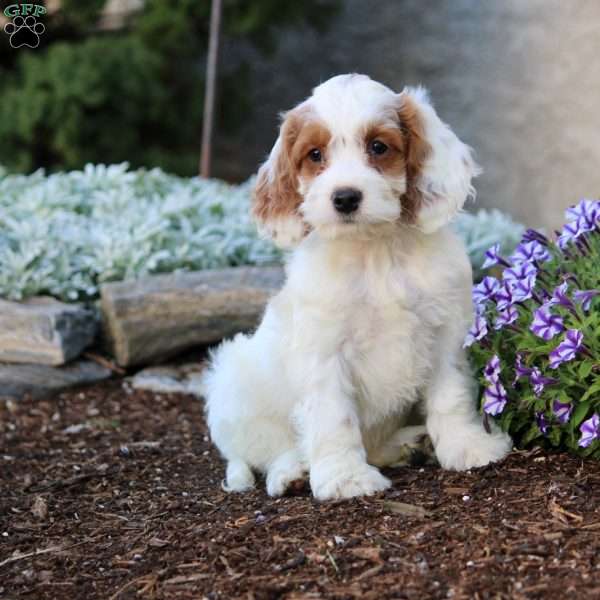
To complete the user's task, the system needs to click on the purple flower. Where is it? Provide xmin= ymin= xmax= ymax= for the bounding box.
xmin=557 ymin=199 xmax=599 ymax=247
xmin=514 ymin=353 xmax=533 ymax=383
xmin=482 ymin=243 xmax=511 ymax=269
xmin=549 ymin=329 xmax=584 ymax=369
xmin=547 ymin=282 xmax=573 ymax=310
xmin=522 ymin=229 xmax=549 ymax=245
xmin=463 ymin=314 xmax=488 ymax=348
xmin=495 ymin=282 xmax=515 ymax=311
xmin=503 ymin=261 xmax=537 ymax=283
xmin=494 ymin=305 xmax=519 ymax=330
xmin=472 ymin=276 xmax=501 ymax=307
xmin=565 ymin=199 xmax=600 ymax=229
xmin=510 ymin=241 xmax=551 ymax=265
xmin=552 ymin=399 xmax=573 ymax=425
xmin=530 ymin=305 xmax=564 ymax=341
xmin=529 ymin=367 xmax=558 ymax=397
xmin=573 ymin=289 xmax=600 ymax=312
xmin=483 ymin=380 xmax=508 ymax=416
xmin=557 ymin=219 xmax=586 ymax=249
xmin=510 ymin=275 xmax=537 ymax=303
xmin=536 ymin=412 xmax=549 ymax=436
xmin=484 ymin=355 xmax=501 ymax=383
xmin=578 ymin=413 xmax=600 ymax=448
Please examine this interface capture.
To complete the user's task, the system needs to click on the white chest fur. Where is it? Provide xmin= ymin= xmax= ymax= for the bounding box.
xmin=279 ymin=228 xmax=455 ymax=426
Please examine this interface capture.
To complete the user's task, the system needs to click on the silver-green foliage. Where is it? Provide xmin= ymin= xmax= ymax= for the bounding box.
xmin=0 ymin=163 xmax=524 ymax=302
xmin=453 ymin=208 xmax=525 ymax=279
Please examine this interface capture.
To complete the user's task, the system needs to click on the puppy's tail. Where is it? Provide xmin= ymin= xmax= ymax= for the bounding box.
xmin=197 ymin=332 xmax=252 ymax=401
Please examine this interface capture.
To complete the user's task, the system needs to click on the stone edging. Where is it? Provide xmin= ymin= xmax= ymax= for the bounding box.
xmin=0 ymin=266 xmax=284 ymax=400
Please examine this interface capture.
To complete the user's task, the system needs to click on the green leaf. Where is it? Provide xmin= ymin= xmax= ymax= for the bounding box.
xmin=500 ymin=410 xmax=515 ymax=432
xmin=521 ymin=422 xmax=543 ymax=446
xmin=516 ymin=338 xmax=533 ymax=351
xmin=581 ymin=381 xmax=600 ymax=403
xmin=548 ymin=427 xmax=562 ymax=447
xmin=570 ymin=401 xmax=592 ymax=429
xmin=578 ymin=361 xmax=594 ymax=380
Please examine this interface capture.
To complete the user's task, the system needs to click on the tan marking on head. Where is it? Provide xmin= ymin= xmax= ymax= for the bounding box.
xmin=363 ymin=122 xmax=406 ymax=176
xmin=253 ymin=107 xmax=330 ymax=235
xmin=396 ymin=94 xmax=432 ymax=224
xmin=292 ymin=121 xmax=331 ymax=181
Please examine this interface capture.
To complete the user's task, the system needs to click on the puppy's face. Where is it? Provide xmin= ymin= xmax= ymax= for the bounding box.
xmin=290 ymin=94 xmax=427 ymax=237
xmin=254 ymin=74 xmax=480 ymax=246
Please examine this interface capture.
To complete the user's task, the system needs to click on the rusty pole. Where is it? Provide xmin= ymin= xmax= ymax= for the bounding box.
xmin=200 ymin=0 xmax=222 ymax=178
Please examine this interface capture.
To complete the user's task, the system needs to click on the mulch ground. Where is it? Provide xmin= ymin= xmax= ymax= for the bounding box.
xmin=2 ymin=378 xmax=600 ymax=600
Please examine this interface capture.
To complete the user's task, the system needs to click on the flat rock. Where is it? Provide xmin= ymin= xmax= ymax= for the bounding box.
xmin=130 ymin=364 xmax=205 ymax=396
xmin=0 ymin=297 xmax=98 ymax=366
xmin=0 ymin=360 xmax=112 ymax=401
xmin=100 ymin=266 xmax=284 ymax=367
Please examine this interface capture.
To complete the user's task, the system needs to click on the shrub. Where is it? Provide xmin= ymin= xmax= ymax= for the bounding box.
xmin=0 ymin=38 xmax=167 ymax=173
xmin=0 ymin=163 xmax=525 ymax=303
xmin=466 ymin=199 xmax=600 ymax=456
xmin=0 ymin=0 xmax=341 ymax=175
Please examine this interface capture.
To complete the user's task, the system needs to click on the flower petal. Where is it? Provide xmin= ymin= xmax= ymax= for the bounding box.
xmin=579 ymin=414 xmax=600 ymax=448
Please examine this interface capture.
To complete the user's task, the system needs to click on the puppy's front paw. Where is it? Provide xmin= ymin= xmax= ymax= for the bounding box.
xmin=223 ymin=459 xmax=255 ymax=492
xmin=310 ymin=461 xmax=391 ymax=501
xmin=435 ymin=424 xmax=512 ymax=471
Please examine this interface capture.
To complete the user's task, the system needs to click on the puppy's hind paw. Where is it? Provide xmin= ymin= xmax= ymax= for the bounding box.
xmin=266 ymin=454 xmax=306 ymax=497
xmin=436 ymin=425 xmax=512 ymax=471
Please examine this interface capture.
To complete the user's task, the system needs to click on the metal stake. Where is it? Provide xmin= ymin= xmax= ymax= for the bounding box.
xmin=200 ymin=0 xmax=222 ymax=178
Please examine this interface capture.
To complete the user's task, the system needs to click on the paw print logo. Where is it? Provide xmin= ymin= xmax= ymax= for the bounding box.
xmin=4 ymin=15 xmax=45 ymax=49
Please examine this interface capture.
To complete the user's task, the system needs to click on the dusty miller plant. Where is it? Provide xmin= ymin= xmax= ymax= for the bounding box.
xmin=0 ymin=163 xmax=524 ymax=303
xmin=0 ymin=164 xmax=280 ymax=301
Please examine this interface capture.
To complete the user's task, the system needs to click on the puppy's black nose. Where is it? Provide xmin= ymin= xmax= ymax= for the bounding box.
xmin=332 ymin=188 xmax=362 ymax=215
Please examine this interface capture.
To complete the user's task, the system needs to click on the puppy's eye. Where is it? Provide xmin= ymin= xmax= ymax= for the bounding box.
xmin=369 ymin=140 xmax=388 ymax=156
xmin=308 ymin=148 xmax=322 ymax=163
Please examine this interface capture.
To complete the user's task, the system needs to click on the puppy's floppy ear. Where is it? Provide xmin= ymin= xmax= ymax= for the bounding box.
xmin=398 ymin=87 xmax=481 ymax=234
xmin=252 ymin=108 xmax=308 ymax=248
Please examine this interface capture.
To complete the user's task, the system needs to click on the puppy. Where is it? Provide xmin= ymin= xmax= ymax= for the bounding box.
xmin=203 ymin=74 xmax=511 ymax=500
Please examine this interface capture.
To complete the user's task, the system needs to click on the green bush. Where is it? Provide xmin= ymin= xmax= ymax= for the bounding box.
xmin=0 ymin=0 xmax=340 ymax=175
xmin=0 ymin=38 xmax=168 ymax=173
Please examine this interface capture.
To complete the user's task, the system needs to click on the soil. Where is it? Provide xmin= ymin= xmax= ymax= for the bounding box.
xmin=2 ymin=378 xmax=600 ymax=600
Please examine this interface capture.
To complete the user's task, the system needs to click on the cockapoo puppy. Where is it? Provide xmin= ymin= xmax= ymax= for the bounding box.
xmin=203 ymin=74 xmax=511 ymax=500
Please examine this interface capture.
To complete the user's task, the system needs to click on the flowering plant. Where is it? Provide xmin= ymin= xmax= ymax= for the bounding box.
xmin=466 ymin=199 xmax=600 ymax=456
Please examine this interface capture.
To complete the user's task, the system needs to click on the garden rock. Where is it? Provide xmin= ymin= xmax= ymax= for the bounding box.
xmin=100 ymin=266 xmax=285 ymax=367
xmin=0 ymin=360 xmax=111 ymax=401
xmin=0 ymin=297 xmax=98 ymax=366
xmin=130 ymin=363 xmax=205 ymax=395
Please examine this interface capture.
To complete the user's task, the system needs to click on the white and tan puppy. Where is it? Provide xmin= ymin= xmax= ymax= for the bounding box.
xmin=203 ymin=74 xmax=511 ymax=501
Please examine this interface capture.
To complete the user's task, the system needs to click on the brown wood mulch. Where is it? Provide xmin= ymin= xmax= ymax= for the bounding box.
xmin=1 ymin=379 xmax=599 ymax=600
